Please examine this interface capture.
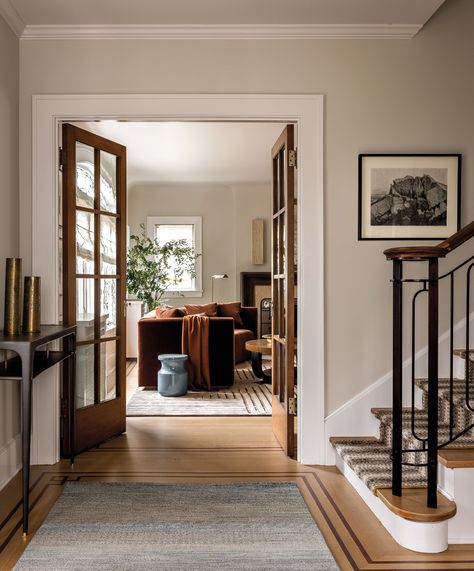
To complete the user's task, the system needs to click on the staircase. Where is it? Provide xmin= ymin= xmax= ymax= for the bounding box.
xmin=331 ymin=221 xmax=474 ymax=554
xmin=332 ymin=352 xmax=474 ymax=488
xmin=332 ymin=350 xmax=474 ymax=553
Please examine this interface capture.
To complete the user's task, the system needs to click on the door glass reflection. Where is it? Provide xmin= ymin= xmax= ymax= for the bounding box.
xmin=76 ymin=210 xmax=94 ymax=274
xmin=100 ymin=340 xmax=117 ymax=402
xmin=76 ymin=344 xmax=95 ymax=408
xmin=100 ymin=151 xmax=117 ymax=213
xmin=100 ymin=216 xmax=117 ymax=275
xmin=76 ymin=278 xmax=95 ymax=341
xmin=76 ymin=142 xmax=95 ymax=209
xmin=100 ymin=279 xmax=117 ymax=338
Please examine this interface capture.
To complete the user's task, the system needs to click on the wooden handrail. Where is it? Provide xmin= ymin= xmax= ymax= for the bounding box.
xmin=384 ymin=221 xmax=474 ymax=261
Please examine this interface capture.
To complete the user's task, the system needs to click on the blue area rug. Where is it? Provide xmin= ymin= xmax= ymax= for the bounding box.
xmin=14 ymin=482 xmax=339 ymax=570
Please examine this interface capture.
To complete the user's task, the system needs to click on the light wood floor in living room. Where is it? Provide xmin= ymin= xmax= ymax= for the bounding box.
xmin=2 ymin=417 xmax=474 ymax=570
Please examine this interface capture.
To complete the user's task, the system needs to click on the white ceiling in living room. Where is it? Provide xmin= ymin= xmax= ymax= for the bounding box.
xmin=75 ymin=121 xmax=284 ymax=186
xmin=2 ymin=0 xmax=446 ymax=39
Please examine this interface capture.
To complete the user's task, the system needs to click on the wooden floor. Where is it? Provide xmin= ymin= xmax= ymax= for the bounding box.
xmin=2 ymin=417 xmax=474 ymax=570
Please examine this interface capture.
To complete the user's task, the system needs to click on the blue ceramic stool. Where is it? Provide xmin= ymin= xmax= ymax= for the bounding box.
xmin=157 ymin=354 xmax=188 ymax=397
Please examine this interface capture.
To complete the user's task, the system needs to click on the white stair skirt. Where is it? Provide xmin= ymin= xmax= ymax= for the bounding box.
xmin=335 ymin=451 xmax=449 ymax=553
xmin=439 ymin=462 xmax=474 ymax=544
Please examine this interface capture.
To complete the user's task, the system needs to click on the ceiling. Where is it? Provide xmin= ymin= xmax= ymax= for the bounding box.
xmin=74 ymin=121 xmax=284 ymax=187
xmin=1 ymin=0 xmax=446 ymax=39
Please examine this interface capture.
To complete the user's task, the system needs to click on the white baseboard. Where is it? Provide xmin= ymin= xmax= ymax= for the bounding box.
xmin=0 ymin=433 xmax=21 ymax=491
xmin=324 ymin=312 xmax=474 ymax=464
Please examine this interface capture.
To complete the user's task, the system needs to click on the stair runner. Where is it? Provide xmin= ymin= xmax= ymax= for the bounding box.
xmin=332 ymin=351 xmax=474 ymax=492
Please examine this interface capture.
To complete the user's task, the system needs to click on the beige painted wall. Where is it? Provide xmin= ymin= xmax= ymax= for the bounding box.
xmin=18 ymin=0 xmax=474 ymax=414
xmin=0 ymin=14 xmax=20 ymax=448
xmin=128 ymin=183 xmax=271 ymax=303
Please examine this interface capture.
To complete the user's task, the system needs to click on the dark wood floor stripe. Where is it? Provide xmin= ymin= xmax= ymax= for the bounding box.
xmin=299 ymin=476 xmax=360 ymax=571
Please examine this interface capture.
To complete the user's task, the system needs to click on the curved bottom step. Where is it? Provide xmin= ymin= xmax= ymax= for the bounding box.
xmin=376 ymin=487 xmax=457 ymax=522
xmin=335 ymin=452 xmax=455 ymax=553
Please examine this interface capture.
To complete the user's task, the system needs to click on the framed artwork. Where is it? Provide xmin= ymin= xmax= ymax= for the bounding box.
xmin=358 ymin=154 xmax=462 ymax=240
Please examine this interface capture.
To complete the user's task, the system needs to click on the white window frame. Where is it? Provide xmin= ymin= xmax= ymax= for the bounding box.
xmin=146 ymin=215 xmax=203 ymax=297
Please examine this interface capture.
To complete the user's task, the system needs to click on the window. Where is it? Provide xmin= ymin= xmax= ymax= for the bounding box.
xmin=146 ymin=216 xmax=202 ymax=297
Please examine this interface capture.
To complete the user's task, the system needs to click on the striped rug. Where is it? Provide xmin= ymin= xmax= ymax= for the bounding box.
xmin=127 ymin=368 xmax=272 ymax=416
xmin=14 ymin=482 xmax=339 ymax=570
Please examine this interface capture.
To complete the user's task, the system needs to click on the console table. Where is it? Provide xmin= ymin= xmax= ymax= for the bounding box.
xmin=0 ymin=324 xmax=76 ymax=535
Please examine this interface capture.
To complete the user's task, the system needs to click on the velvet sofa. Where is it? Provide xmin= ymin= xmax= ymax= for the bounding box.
xmin=137 ymin=304 xmax=257 ymax=388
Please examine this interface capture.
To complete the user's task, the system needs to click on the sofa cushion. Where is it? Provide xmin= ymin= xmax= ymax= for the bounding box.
xmin=184 ymin=303 xmax=218 ymax=317
xmin=155 ymin=306 xmax=184 ymax=318
xmin=218 ymin=301 xmax=244 ymax=328
xmin=234 ymin=329 xmax=255 ymax=364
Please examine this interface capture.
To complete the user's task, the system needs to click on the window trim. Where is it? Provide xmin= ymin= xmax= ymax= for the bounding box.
xmin=146 ymin=216 xmax=203 ymax=297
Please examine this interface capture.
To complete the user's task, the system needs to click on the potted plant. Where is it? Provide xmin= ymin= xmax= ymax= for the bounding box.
xmin=126 ymin=223 xmax=198 ymax=312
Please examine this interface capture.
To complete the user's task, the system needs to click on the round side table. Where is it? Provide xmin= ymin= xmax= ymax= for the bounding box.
xmin=245 ymin=338 xmax=272 ymax=384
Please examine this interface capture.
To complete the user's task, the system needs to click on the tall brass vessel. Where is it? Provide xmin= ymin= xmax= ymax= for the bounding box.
xmin=23 ymin=277 xmax=41 ymax=333
xmin=4 ymin=258 xmax=22 ymax=335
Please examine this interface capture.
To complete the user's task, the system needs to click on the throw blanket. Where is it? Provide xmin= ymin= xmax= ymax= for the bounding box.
xmin=182 ymin=315 xmax=211 ymax=390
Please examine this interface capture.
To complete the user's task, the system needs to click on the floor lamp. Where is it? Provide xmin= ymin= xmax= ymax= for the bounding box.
xmin=211 ymin=274 xmax=228 ymax=302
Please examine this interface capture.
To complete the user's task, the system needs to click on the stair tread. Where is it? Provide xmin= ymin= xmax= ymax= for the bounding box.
xmin=438 ymin=448 xmax=474 ymax=468
xmin=376 ymin=487 xmax=456 ymax=522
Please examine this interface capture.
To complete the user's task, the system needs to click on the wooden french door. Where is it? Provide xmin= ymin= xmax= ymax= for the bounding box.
xmin=62 ymin=123 xmax=127 ymax=454
xmin=271 ymin=125 xmax=297 ymax=457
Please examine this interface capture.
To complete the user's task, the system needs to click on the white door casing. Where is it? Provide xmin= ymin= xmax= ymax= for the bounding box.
xmin=28 ymin=94 xmax=325 ymax=465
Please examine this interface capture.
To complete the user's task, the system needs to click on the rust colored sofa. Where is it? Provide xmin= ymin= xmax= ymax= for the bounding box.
xmin=137 ymin=304 xmax=257 ymax=388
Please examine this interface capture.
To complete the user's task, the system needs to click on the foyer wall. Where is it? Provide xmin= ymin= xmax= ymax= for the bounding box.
xmin=0 ymin=14 xmax=20 ymax=463
xmin=18 ymin=0 xmax=474 ymax=415
xmin=127 ymin=182 xmax=271 ymax=303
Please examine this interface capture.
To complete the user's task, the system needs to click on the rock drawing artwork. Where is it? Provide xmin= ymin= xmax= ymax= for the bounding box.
xmin=370 ymin=168 xmax=448 ymax=226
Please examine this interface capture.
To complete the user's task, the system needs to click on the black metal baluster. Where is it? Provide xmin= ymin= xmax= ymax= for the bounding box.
xmin=449 ymin=273 xmax=454 ymax=440
xmin=467 ymin=265 xmax=474 ymax=411
xmin=392 ymin=260 xmax=403 ymax=497
xmin=427 ymin=259 xmax=439 ymax=508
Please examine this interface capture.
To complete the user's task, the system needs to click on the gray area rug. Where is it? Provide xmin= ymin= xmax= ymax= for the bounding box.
xmin=127 ymin=368 xmax=272 ymax=416
xmin=14 ymin=482 xmax=339 ymax=570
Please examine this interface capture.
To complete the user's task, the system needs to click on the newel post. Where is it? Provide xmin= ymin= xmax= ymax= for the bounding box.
xmin=427 ymin=258 xmax=439 ymax=508
xmin=392 ymin=259 xmax=403 ymax=497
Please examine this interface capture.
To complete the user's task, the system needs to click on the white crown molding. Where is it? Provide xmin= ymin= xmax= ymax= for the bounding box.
xmin=0 ymin=0 xmax=25 ymax=37
xmin=20 ymin=23 xmax=422 ymax=41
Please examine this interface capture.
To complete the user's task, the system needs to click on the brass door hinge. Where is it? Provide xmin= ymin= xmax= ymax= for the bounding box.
xmin=59 ymin=147 xmax=66 ymax=171
xmin=288 ymin=149 xmax=297 ymax=169
xmin=288 ymin=397 xmax=296 ymax=415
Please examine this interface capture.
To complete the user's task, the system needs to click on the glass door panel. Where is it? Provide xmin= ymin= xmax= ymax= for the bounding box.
xmin=76 ymin=211 xmax=94 ymax=274
xmin=100 ymin=278 xmax=117 ymax=338
xmin=76 ymin=344 xmax=95 ymax=408
xmin=100 ymin=215 xmax=117 ymax=274
xmin=100 ymin=340 xmax=117 ymax=402
xmin=76 ymin=278 xmax=95 ymax=341
xmin=100 ymin=151 xmax=117 ymax=213
xmin=76 ymin=143 xmax=95 ymax=209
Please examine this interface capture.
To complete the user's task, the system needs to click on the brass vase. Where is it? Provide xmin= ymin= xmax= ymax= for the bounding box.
xmin=23 ymin=277 xmax=41 ymax=333
xmin=4 ymin=258 xmax=22 ymax=335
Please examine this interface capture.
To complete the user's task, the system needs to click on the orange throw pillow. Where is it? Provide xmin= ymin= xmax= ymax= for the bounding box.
xmin=218 ymin=301 xmax=244 ymax=328
xmin=155 ymin=307 xmax=183 ymax=318
xmin=184 ymin=303 xmax=218 ymax=317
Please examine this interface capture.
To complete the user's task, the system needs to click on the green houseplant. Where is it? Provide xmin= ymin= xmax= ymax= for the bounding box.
xmin=126 ymin=223 xmax=198 ymax=311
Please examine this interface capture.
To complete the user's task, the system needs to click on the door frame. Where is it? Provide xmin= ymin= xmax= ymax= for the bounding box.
xmin=29 ymin=94 xmax=325 ymax=465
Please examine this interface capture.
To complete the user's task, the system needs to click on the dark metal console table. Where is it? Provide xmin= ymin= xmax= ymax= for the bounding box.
xmin=0 ymin=324 xmax=76 ymax=535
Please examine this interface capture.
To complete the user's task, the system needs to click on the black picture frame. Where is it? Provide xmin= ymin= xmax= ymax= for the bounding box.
xmin=358 ymin=154 xmax=462 ymax=240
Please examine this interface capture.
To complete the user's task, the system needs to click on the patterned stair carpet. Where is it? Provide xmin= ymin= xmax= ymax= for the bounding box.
xmin=127 ymin=366 xmax=272 ymax=416
xmin=14 ymin=482 xmax=339 ymax=570
xmin=332 ymin=351 xmax=474 ymax=492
